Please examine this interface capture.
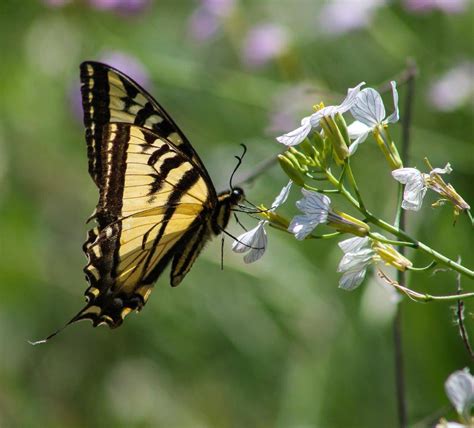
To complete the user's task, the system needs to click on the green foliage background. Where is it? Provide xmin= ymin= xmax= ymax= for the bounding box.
xmin=0 ymin=1 xmax=473 ymax=427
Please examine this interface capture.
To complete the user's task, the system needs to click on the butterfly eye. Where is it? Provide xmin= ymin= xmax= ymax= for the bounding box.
xmin=231 ymin=187 xmax=245 ymax=204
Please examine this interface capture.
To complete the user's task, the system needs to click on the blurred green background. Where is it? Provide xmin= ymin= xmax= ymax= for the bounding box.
xmin=0 ymin=0 xmax=473 ymax=427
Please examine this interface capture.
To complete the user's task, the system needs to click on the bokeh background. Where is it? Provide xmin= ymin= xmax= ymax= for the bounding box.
xmin=0 ymin=0 xmax=473 ymax=427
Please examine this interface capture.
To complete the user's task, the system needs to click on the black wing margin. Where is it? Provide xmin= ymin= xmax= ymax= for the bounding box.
xmin=80 ymin=61 xmax=212 ymax=189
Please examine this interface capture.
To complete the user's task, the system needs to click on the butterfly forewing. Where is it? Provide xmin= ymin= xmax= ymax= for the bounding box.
xmin=79 ymin=123 xmax=214 ymax=327
xmin=80 ymin=61 xmax=212 ymax=188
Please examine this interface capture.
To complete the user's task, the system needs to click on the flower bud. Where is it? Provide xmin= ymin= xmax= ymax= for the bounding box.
xmin=278 ymin=154 xmax=306 ymax=186
xmin=320 ymin=115 xmax=349 ymax=164
xmin=372 ymin=241 xmax=412 ymax=271
xmin=373 ymin=125 xmax=403 ymax=170
xmin=327 ymin=210 xmax=370 ymax=237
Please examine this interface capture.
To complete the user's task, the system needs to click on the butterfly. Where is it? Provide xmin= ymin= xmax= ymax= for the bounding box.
xmin=36 ymin=61 xmax=245 ymax=342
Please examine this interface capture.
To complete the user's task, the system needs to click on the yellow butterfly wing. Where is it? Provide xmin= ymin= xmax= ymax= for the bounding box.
xmin=80 ymin=61 xmax=212 ymax=188
xmin=78 ymin=123 xmax=215 ymax=328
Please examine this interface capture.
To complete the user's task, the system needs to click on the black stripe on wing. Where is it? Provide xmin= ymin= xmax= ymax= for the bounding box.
xmin=80 ymin=61 xmax=214 ymax=191
xmin=79 ymin=124 xmax=213 ymax=328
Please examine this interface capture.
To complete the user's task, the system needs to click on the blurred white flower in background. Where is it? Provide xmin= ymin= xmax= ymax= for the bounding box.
xmin=428 ymin=62 xmax=474 ymax=112
xmin=318 ymin=0 xmax=387 ymax=35
xmin=241 ymin=23 xmax=290 ymax=68
xmin=404 ymin=0 xmax=468 ymax=14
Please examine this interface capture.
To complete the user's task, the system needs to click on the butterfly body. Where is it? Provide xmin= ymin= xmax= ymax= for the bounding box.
xmin=71 ymin=61 xmax=244 ymax=329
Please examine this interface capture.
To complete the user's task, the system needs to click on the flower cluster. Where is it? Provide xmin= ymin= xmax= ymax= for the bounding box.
xmin=231 ymin=78 xmax=471 ymax=296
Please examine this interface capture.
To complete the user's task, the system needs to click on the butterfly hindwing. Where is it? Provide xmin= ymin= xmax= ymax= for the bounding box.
xmin=80 ymin=61 xmax=211 ymax=188
xmin=78 ymin=123 xmax=215 ymax=327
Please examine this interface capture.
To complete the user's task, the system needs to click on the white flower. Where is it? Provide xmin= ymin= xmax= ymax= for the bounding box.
xmin=232 ymin=181 xmax=292 ymax=263
xmin=288 ymin=189 xmax=370 ymax=240
xmin=288 ymin=189 xmax=331 ymax=240
xmin=232 ymin=220 xmax=268 ymax=263
xmin=347 ymin=81 xmax=399 ymax=155
xmin=276 ymin=82 xmax=365 ymax=147
xmin=392 ymin=163 xmax=453 ymax=211
xmin=445 ymin=368 xmax=474 ymax=421
xmin=337 ymin=237 xmax=375 ymax=290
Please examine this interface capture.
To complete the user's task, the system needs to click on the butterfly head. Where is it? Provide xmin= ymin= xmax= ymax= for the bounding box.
xmin=229 ymin=187 xmax=245 ymax=205
xmin=213 ymin=187 xmax=245 ymax=234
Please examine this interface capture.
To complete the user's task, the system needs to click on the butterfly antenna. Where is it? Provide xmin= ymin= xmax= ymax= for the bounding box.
xmin=229 ymin=143 xmax=247 ymax=191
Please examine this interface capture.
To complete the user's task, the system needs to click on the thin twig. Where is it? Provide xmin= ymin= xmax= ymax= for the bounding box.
xmin=393 ymin=58 xmax=417 ymax=428
xmin=234 ymin=151 xmax=284 ymax=188
xmin=378 ymin=270 xmax=474 ymax=302
xmin=455 ymin=257 xmax=474 ymax=360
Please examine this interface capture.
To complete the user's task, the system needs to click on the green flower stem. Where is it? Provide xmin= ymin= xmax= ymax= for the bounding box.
xmin=344 ymin=160 xmax=367 ymax=213
xmin=394 ymin=183 xmax=403 ymax=227
xmin=368 ymin=233 xmax=415 ymax=248
xmin=467 ymin=209 xmax=474 ymax=227
xmin=416 ymin=242 xmax=474 ymax=279
xmin=268 ymin=223 xmax=341 ymax=240
xmin=368 ymin=215 xmax=474 ymax=279
xmin=322 ymin=169 xmax=474 ymax=279
xmin=303 ymin=183 xmax=339 ymax=194
xmin=308 ymin=231 xmax=342 ymax=240
xmin=406 ymin=261 xmax=437 ymax=272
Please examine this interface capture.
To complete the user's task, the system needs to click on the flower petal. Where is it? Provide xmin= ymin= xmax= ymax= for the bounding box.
xmin=431 ymin=162 xmax=453 ymax=176
xmin=392 ymin=168 xmax=428 ymax=211
xmin=243 ymin=226 xmax=268 ymax=263
xmin=271 ymin=180 xmax=292 ymax=210
xmin=392 ymin=167 xmax=423 ymax=185
xmin=348 ymin=120 xmax=371 ymax=139
xmin=445 ymin=368 xmax=474 ymax=419
xmin=288 ymin=214 xmax=321 ymax=240
xmin=332 ymin=81 xmax=366 ymax=115
xmin=337 ymin=248 xmax=374 ymax=271
xmin=385 ymin=81 xmax=399 ymax=124
xmin=337 ymin=248 xmax=374 ymax=290
xmin=338 ymin=267 xmax=369 ymax=290
xmin=232 ymin=221 xmax=266 ymax=253
xmin=296 ymin=189 xmax=331 ymax=216
xmin=338 ymin=236 xmax=370 ymax=254
xmin=351 ymin=88 xmax=385 ymax=127
xmin=276 ymin=116 xmax=312 ymax=146
xmin=309 ymin=82 xmax=365 ymax=127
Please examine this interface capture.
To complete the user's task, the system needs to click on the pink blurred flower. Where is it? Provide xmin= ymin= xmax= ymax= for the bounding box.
xmin=318 ymin=0 xmax=387 ymax=35
xmin=428 ymin=62 xmax=474 ymax=111
xmin=41 ymin=0 xmax=71 ymax=6
xmin=70 ymin=51 xmax=150 ymax=122
xmin=241 ymin=23 xmax=289 ymax=68
xmin=266 ymin=83 xmax=317 ymax=135
xmin=404 ymin=0 xmax=468 ymax=13
xmin=87 ymin=0 xmax=151 ymax=14
xmin=188 ymin=0 xmax=235 ymax=42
